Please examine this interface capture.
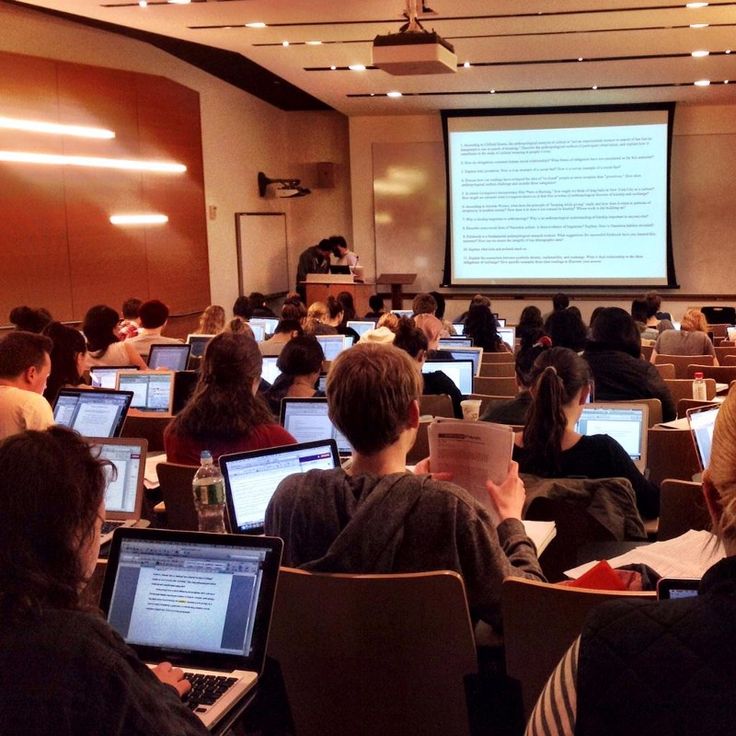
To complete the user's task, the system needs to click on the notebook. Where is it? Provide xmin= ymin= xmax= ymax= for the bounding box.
xmin=422 ymin=359 xmax=474 ymax=395
xmin=316 ymin=334 xmax=352 ymax=361
xmin=280 ymin=397 xmax=353 ymax=457
xmin=346 ymin=320 xmax=376 ymax=337
xmin=687 ymin=404 xmax=720 ymax=470
xmin=261 ymin=356 xmax=281 ymax=386
xmin=54 ymin=388 xmax=133 ymax=438
xmin=147 ymin=343 xmax=191 ymax=372
xmin=447 ymin=347 xmax=483 ymax=377
xmin=116 ymin=370 xmax=175 ymax=416
xmin=575 ymin=402 xmax=649 ymax=472
xmin=249 ymin=318 xmax=279 ymax=336
xmin=438 ymin=337 xmax=473 ymax=348
xmin=186 ymin=334 xmax=216 ymax=359
xmin=90 ymin=365 xmax=137 ymax=390
xmin=221 ymin=439 xmax=340 ymax=533
xmin=88 ymin=437 xmax=148 ymax=544
xmin=100 ymin=528 xmax=282 ymax=730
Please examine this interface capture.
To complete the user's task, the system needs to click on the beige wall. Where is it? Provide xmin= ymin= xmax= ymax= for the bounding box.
xmin=0 ymin=3 xmax=352 ymax=315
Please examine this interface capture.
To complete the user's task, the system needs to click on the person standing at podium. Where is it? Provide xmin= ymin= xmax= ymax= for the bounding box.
xmin=330 ymin=234 xmax=359 ymax=270
xmin=296 ymin=239 xmax=332 ymax=302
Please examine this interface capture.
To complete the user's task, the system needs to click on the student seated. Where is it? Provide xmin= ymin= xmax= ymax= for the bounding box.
xmin=265 ymin=343 xmax=545 ymax=630
xmin=513 ymin=347 xmax=659 ymax=519
xmin=258 ymin=319 xmax=303 ymax=357
xmin=651 ymin=307 xmax=717 ymax=362
xmin=0 ymin=427 xmax=207 ymax=735
xmin=164 ymin=332 xmax=295 ymax=464
xmin=363 ymin=293 xmax=386 ymax=320
xmin=82 ymin=305 xmax=147 ymax=370
xmin=126 ymin=299 xmax=182 ymax=359
xmin=464 ymin=304 xmax=512 ymax=353
xmin=263 ymin=336 xmax=325 ymax=414
xmin=42 ymin=322 xmax=89 ymax=403
xmin=194 ymin=304 xmax=226 ymax=335
xmin=527 ymin=386 xmax=736 ymax=736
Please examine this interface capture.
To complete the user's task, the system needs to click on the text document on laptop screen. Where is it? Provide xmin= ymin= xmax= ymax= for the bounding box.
xmin=442 ymin=104 xmax=675 ymax=287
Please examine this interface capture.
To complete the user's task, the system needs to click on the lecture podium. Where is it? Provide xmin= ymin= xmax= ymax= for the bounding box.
xmin=376 ymin=273 xmax=417 ymax=309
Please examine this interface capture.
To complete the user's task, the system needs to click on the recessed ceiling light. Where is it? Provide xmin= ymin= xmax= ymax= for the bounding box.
xmin=490 ymin=89 xmax=496 ymax=94
xmin=726 ymin=49 xmax=732 ymax=54
xmin=110 ymin=214 xmax=169 ymax=226
xmin=0 ymin=151 xmax=186 ymax=172
xmin=168 ymin=0 xmax=191 ymax=5
xmin=330 ymin=65 xmax=337 ymax=70
xmin=592 ymin=85 xmax=598 ymax=90
xmin=691 ymin=49 xmax=710 ymax=57
xmin=725 ymin=79 xmax=731 ymax=84
xmin=387 ymin=91 xmax=402 ymax=98
xmin=138 ymin=0 xmax=147 ymax=6
xmin=306 ymin=40 xmax=322 ymax=46
xmin=348 ymin=64 xmax=366 ymax=71
xmin=245 ymin=22 xmax=267 ymax=28
xmin=0 ymin=116 xmax=115 ymax=139
xmin=686 ymin=2 xmax=708 ymax=7
xmin=694 ymin=79 xmax=711 ymax=86
xmin=282 ymin=41 xmax=289 ymax=47
xmin=463 ymin=61 xmax=471 ymax=68
xmin=690 ymin=23 xmax=709 ymax=28
xmin=577 ymin=57 xmax=584 ymax=62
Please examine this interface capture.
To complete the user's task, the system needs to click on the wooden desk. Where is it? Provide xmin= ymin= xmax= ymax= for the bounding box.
xmin=303 ymin=281 xmax=376 ymax=317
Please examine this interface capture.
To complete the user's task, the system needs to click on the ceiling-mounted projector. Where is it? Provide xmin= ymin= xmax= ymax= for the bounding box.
xmin=372 ymin=0 xmax=456 ymax=75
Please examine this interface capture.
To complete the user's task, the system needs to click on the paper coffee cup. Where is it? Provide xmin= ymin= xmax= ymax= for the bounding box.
xmin=460 ymin=399 xmax=482 ymax=421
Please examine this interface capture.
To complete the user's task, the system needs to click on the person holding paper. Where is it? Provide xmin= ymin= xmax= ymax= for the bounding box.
xmin=265 ymin=342 xmax=545 ymax=631
xmin=526 ymin=385 xmax=736 ymax=736
xmin=513 ymin=347 xmax=659 ymax=520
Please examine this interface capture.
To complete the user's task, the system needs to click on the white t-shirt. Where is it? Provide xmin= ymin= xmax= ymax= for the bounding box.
xmin=0 ymin=386 xmax=54 ymax=440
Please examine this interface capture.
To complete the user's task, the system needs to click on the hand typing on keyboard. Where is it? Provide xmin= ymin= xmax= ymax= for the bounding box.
xmin=152 ymin=661 xmax=191 ymax=698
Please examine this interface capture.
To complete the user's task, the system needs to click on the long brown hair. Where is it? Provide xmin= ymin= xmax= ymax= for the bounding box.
xmin=169 ymin=332 xmax=273 ymax=441
xmin=522 ymin=347 xmax=590 ymax=475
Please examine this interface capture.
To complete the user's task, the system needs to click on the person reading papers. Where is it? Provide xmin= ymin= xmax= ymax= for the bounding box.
xmin=265 ymin=342 xmax=545 ymax=630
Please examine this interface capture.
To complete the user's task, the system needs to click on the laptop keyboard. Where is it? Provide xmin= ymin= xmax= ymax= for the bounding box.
xmin=183 ymin=672 xmax=238 ymax=711
xmin=101 ymin=520 xmax=125 ymax=536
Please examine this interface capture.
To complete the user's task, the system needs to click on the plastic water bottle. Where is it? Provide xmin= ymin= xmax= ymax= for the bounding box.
xmin=692 ymin=371 xmax=707 ymax=401
xmin=192 ymin=450 xmax=226 ymax=533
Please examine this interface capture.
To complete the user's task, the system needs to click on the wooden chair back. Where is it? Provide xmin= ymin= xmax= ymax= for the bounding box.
xmin=121 ymin=415 xmax=169 ymax=452
xmin=418 ymin=393 xmax=454 ymax=418
xmin=467 ymin=393 xmax=509 ymax=419
xmin=718 ymin=354 xmax=736 ymax=366
xmin=714 ymin=346 xmax=736 ymax=363
xmin=407 ymin=419 xmax=430 ymax=465
xmin=479 ymin=361 xmax=516 ymax=378
xmin=480 ymin=351 xmax=515 ymax=364
xmin=654 ymin=362 xmax=675 ymax=380
xmin=503 ymin=578 xmax=654 ymax=717
xmin=676 ymin=398 xmax=719 ymax=418
xmin=646 ymin=427 xmax=701 ymax=487
xmin=640 ymin=344 xmax=654 ymax=361
xmin=268 ymin=568 xmax=478 ymax=736
xmin=663 ymin=378 xmax=716 ymax=405
xmin=473 ymin=375 xmax=517 ymax=397
xmin=686 ymin=364 xmax=736 ymax=384
xmin=156 ymin=462 xmax=199 ymax=531
xmin=705 ymin=321 xmax=732 ymax=338
xmin=658 ymin=479 xmax=711 ymax=541
xmin=654 ymin=354 xmax=714 ymax=378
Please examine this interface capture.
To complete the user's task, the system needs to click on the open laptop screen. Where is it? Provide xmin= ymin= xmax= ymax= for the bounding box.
xmin=438 ymin=337 xmax=473 ymax=349
xmin=249 ymin=318 xmax=279 ymax=336
xmin=448 ymin=347 xmax=483 ymax=377
xmin=575 ymin=403 xmax=648 ymax=468
xmin=221 ymin=439 xmax=340 ymax=533
xmin=280 ymin=398 xmax=352 ymax=456
xmin=346 ymin=320 xmax=376 ymax=337
xmin=249 ymin=323 xmax=266 ymax=342
xmin=117 ymin=371 xmax=174 ymax=414
xmin=101 ymin=530 xmax=282 ymax=671
xmin=688 ymin=404 xmax=719 ymax=470
xmin=316 ymin=335 xmax=352 ymax=361
xmin=498 ymin=327 xmax=516 ymax=346
xmin=90 ymin=438 xmax=147 ymax=518
xmin=422 ymin=359 xmax=474 ymax=395
xmin=90 ymin=366 xmax=136 ymax=389
xmin=186 ymin=334 xmax=215 ymax=359
xmin=148 ymin=344 xmax=191 ymax=372
xmin=54 ymin=389 xmax=133 ymax=438
xmin=261 ymin=357 xmax=281 ymax=386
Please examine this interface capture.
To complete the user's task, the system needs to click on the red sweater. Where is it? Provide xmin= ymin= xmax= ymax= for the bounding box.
xmin=164 ymin=423 xmax=296 ymax=465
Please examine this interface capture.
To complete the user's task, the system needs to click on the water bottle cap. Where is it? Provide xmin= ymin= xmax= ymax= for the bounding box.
xmin=200 ymin=450 xmax=213 ymax=461
xmin=694 ymin=372 xmax=704 ymax=379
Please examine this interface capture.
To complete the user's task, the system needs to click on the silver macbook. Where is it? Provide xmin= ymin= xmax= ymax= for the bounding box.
xmin=438 ymin=337 xmax=473 ymax=349
xmin=422 ymin=359 xmax=474 ymax=395
xmin=88 ymin=437 xmax=148 ymax=544
xmin=101 ymin=529 xmax=282 ymax=731
xmin=316 ymin=334 xmax=352 ymax=361
xmin=447 ymin=347 xmax=483 ymax=377
xmin=687 ymin=404 xmax=720 ymax=470
xmin=498 ymin=326 xmax=516 ymax=347
xmin=53 ymin=388 xmax=133 ymax=438
xmin=117 ymin=370 xmax=175 ymax=416
xmin=280 ymin=397 xmax=353 ymax=457
xmin=346 ymin=320 xmax=376 ymax=337
xmin=249 ymin=318 xmax=279 ymax=336
xmin=575 ymin=402 xmax=649 ymax=472
xmin=90 ymin=365 xmax=136 ymax=389
xmin=186 ymin=333 xmax=215 ymax=359
xmin=148 ymin=343 xmax=191 ymax=372
xmin=261 ymin=356 xmax=281 ymax=386
xmin=221 ymin=439 xmax=340 ymax=534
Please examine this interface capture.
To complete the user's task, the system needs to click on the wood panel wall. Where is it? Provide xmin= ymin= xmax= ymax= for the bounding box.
xmin=0 ymin=50 xmax=210 ymax=323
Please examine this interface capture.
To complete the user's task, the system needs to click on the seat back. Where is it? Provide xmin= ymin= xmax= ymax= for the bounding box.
xmin=156 ymin=462 xmax=198 ymax=530
xmin=268 ymin=568 xmax=478 ymax=736
xmin=467 ymin=393 xmax=511 ymax=419
xmin=705 ymin=322 xmax=732 ymax=338
xmin=418 ymin=393 xmax=454 ymax=418
xmin=654 ymin=362 xmax=675 ymax=380
xmin=480 ymin=351 xmax=515 ymax=364
xmin=663 ymin=378 xmax=716 ymax=404
xmin=473 ymin=375 xmax=517 ymax=397
xmin=120 ymin=414 xmax=169 ymax=451
xmin=611 ymin=397 xmax=662 ymax=426
xmin=640 ymin=344 xmax=654 ymax=361
xmin=654 ymin=354 xmax=714 ymax=378
xmin=407 ymin=419 xmax=431 ymax=465
xmin=701 ymin=306 xmax=736 ymax=326
xmin=502 ymin=578 xmax=654 ymax=717
xmin=479 ymin=361 xmax=516 ymax=378
xmin=714 ymin=346 xmax=736 ymax=363
xmin=658 ymin=479 xmax=711 ymax=541
xmin=718 ymin=354 xmax=736 ymax=366
xmin=676 ymin=398 xmax=719 ymax=418
xmin=646 ymin=427 xmax=701 ymax=487
xmin=686 ymin=364 xmax=736 ymax=384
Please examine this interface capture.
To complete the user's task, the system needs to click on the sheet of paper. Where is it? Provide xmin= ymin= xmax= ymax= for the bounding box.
xmin=522 ymin=520 xmax=557 ymax=555
xmin=144 ymin=452 xmax=167 ymax=489
xmin=658 ymin=417 xmax=690 ymax=429
xmin=565 ymin=529 xmax=725 ymax=579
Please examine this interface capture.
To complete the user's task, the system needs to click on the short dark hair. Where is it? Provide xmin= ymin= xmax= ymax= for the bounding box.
xmin=429 ymin=291 xmax=447 ymax=320
xmin=630 ymin=298 xmax=649 ymax=324
xmin=233 ymin=296 xmax=252 ymax=320
xmin=138 ymin=299 xmax=169 ymax=329
xmin=316 ymin=239 xmax=333 ymax=254
xmin=412 ymin=293 xmax=437 ymax=316
xmin=9 ymin=306 xmax=53 ymax=333
xmin=544 ymin=309 xmax=587 ymax=352
xmin=281 ymin=299 xmax=306 ymax=322
xmin=645 ymin=291 xmax=662 ymax=316
xmin=329 ymin=235 xmax=348 ymax=252
xmin=368 ymin=294 xmax=384 ymax=312
xmin=82 ymin=305 xmax=119 ymax=353
xmin=552 ymin=293 xmax=570 ymax=311
xmin=277 ymin=336 xmax=324 ymax=376
xmin=591 ymin=307 xmax=641 ymax=358
xmin=393 ymin=317 xmax=428 ymax=359
xmin=121 ymin=298 xmax=142 ymax=320
xmin=274 ymin=319 xmax=303 ymax=336
xmin=0 ymin=427 xmax=108 ymax=618
xmin=0 ymin=331 xmax=52 ymax=378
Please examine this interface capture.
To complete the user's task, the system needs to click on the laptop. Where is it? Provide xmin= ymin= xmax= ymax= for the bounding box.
xmin=329 ymin=264 xmax=351 ymax=275
xmin=346 ymin=320 xmax=376 ymax=337
xmin=173 ymin=370 xmax=199 ymax=414
xmin=148 ymin=343 xmax=191 ymax=372
xmin=186 ymin=334 xmax=215 ymax=359
xmin=249 ymin=318 xmax=279 ymax=336
xmin=90 ymin=365 xmax=137 ymax=389
xmin=316 ymin=334 xmax=352 ymax=361
xmin=221 ymin=439 xmax=340 ymax=534
xmin=249 ymin=323 xmax=266 ymax=342
xmin=496 ymin=318 xmax=506 ymax=328
xmin=261 ymin=356 xmax=281 ymax=386
xmin=280 ymin=397 xmax=353 ymax=457
xmin=438 ymin=337 xmax=473 ymax=349
xmin=100 ymin=528 xmax=282 ymax=731
xmin=391 ymin=309 xmax=414 ymax=319
xmin=575 ymin=402 xmax=649 ymax=472
xmin=687 ymin=404 xmax=720 ymax=470
xmin=498 ymin=326 xmax=516 ymax=347
xmin=422 ymin=359 xmax=474 ymax=395
xmin=116 ymin=370 xmax=175 ymax=416
xmin=448 ymin=347 xmax=483 ymax=377
xmin=88 ymin=437 xmax=148 ymax=544
xmin=54 ymin=388 xmax=133 ymax=438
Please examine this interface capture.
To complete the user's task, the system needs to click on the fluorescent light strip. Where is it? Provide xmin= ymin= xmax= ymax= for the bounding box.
xmin=0 ymin=151 xmax=186 ymax=173
xmin=110 ymin=214 xmax=169 ymax=225
xmin=0 ymin=116 xmax=115 ymax=139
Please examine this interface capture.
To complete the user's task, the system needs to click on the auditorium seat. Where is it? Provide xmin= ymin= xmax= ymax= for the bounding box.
xmin=686 ymin=364 xmax=736 ymax=384
xmin=677 ymin=398 xmax=719 ymax=418
xmin=657 ymin=479 xmax=710 ymax=541
xmin=714 ymin=346 xmax=736 ymax=363
xmin=654 ymin=353 xmax=714 ymax=379
xmin=418 ymin=394 xmax=454 ymax=418
xmin=156 ymin=462 xmax=199 ymax=531
xmin=480 ymin=351 xmax=515 ymax=365
xmin=653 ymin=363 xmax=675 ymax=380
xmin=473 ymin=375 xmax=516 ymax=397
xmin=647 ymin=427 xmax=700 ymax=486
xmin=663 ymin=378 xmax=716 ymax=405
xmin=479 ymin=361 xmax=516 ymax=378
